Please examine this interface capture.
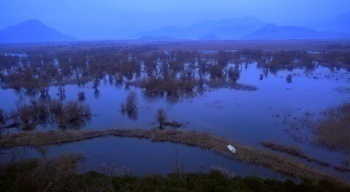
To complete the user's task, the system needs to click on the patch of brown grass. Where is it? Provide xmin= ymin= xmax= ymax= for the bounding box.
xmin=261 ymin=141 xmax=307 ymax=158
xmin=313 ymin=103 xmax=350 ymax=153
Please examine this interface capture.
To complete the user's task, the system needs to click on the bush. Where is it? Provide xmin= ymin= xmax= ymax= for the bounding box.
xmin=157 ymin=108 xmax=167 ymax=129
xmin=17 ymin=104 xmax=35 ymax=127
xmin=49 ymin=100 xmax=64 ymax=116
xmin=64 ymin=101 xmax=91 ymax=124
xmin=0 ymin=109 xmax=6 ymax=124
xmin=121 ymin=91 xmax=137 ymax=113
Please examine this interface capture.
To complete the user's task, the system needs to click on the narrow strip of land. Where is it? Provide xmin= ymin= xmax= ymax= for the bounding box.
xmin=1 ymin=128 xmax=349 ymax=186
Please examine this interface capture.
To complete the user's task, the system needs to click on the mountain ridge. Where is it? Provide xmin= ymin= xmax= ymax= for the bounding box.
xmin=242 ymin=24 xmax=350 ymax=40
xmin=314 ymin=11 xmax=350 ymax=33
xmin=134 ymin=16 xmax=267 ymax=40
xmin=0 ymin=19 xmax=76 ymax=43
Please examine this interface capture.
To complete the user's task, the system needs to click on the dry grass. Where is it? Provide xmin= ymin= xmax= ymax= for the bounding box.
xmin=1 ymin=128 xmax=349 ymax=186
xmin=261 ymin=141 xmax=307 ymax=158
xmin=284 ymin=103 xmax=350 ymax=154
xmin=260 ymin=141 xmax=339 ymax=169
xmin=313 ymin=103 xmax=350 ymax=152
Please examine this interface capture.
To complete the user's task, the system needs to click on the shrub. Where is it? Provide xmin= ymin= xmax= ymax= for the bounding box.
xmin=77 ymin=92 xmax=85 ymax=102
xmin=49 ymin=100 xmax=64 ymax=116
xmin=157 ymin=108 xmax=167 ymax=129
xmin=227 ymin=66 xmax=240 ymax=83
xmin=0 ymin=109 xmax=5 ymax=124
xmin=121 ymin=91 xmax=137 ymax=113
xmin=64 ymin=101 xmax=91 ymax=123
xmin=17 ymin=104 xmax=35 ymax=126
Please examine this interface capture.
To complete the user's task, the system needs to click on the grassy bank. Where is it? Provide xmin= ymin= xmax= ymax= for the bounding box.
xmin=1 ymin=128 xmax=349 ymax=186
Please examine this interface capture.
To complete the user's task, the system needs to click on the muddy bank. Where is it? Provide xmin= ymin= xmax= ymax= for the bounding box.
xmin=1 ymin=128 xmax=349 ymax=186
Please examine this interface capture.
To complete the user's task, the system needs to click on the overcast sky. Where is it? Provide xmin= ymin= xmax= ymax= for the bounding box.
xmin=0 ymin=0 xmax=349 ymax=39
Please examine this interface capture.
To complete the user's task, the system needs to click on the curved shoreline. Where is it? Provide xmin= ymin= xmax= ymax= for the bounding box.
xmin=2 ymin=128 xmax=349 ymax=186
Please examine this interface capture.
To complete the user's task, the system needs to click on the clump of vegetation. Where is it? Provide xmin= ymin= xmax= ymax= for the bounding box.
xmin=156 ymin=108 xmax=167 ymax=129
xmin=313 ymin=103 xmax=350 ymax=152
xmin=17 ymin=103 xmax=40 ymax=130
xmin=0 ymin=153 xmax=85 ymax=192
xmin=0 ymin=108 xmax=6 ymax=124
xmin=155 ymin=108 xmax=184 ymax=129
xmin=2 ymin=100 xmax=91 ymax=130
xmin=121 ymin=91 xmax=138 ymax=120
xmin=0 ymin=156 xmax=349 ymax=192
xmin=77 ymin=91 xmax=85 ymax=102
xmin=49 ymin=100 xmax=64 ymax=117
xmin=57 ymin=86 xmax=66 ymax=100
xmin=286 ymin=103 xmax=350 ymax=153
xmin=58 ymin=101 xmax=91 ymax=129
xmin=261 ymin=141 xmax=307 ymax=158
xmin=261 ymin=141 xmax=333 ymax=168
xmin=286 ymin=74 xmax=293 ymax=83
xmin=227 ymin=65 xmax=240 ymax=83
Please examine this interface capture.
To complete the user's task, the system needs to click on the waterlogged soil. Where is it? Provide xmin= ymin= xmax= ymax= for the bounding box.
xmin=1 ymin=63 xmax=349 ymax=180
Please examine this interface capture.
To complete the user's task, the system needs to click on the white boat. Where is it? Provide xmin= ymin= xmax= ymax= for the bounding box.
xmin=227 ymin=145 xmax=236 ymax=154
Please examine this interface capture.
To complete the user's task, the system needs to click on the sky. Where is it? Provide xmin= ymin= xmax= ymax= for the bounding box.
xmin=0 ymin=0 xmax=349 ymax=39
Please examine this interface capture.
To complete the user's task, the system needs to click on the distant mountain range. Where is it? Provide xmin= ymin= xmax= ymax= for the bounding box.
xmin=135 ymin=13 xmax=350 ymax=40
xmin=138 ymin=35 xmax=177 ymax=41
xmin=198 ymin=34 xmax=220 ymax=40
xmin=0 ymin=19 xmax=76 ymax=43
xmin=134 ymin=16 xmax=266 ymax=40
xmin=242 ymin=24 xmax=350 ymax=40
xmin=1 ymin=11 xmax=350 ymax=43
xmin=314 ymin=11 xmax=350 ymax=34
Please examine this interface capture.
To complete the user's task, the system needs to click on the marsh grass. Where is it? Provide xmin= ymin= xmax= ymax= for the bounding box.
xmin=284 ymin=103 xmax=350 ymax=154
xmin=260 ymin=141 xmax=340 ymax=170
xmin=261 ymin=141 xmax=307 ymax=158
xmin=2 ymin=128 xmax=349 ymax=186
xmin=313 ymin=103 xmax=350 ymax=153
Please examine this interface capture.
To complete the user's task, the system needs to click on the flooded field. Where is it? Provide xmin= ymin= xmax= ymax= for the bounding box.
xmin=0 ymin=42 xmax=350 ymax=183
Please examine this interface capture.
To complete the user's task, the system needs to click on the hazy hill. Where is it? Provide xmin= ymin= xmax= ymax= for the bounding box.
xmin=134 ymin=16 xmax=266 ymax=40
xmin=198 ymin=34 xmax=220 ymax=40
xmin=138 ymin=35 xmax=177 ymax=41
xmin=0 ymin=19 xmax=76 ymax=43
xmin=314 ymin=11 xmax=350 ymax=33
xmin=242 ymin=24 xmax=350 ymax=40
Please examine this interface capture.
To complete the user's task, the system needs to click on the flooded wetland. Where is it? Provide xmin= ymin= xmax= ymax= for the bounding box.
xmin=1 ymin=41 xmax=350 ymax=185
